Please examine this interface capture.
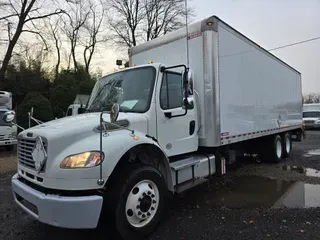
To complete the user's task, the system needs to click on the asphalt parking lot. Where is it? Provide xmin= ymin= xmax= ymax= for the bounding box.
xmin=1 ymin=131 xmax=320 ymax=240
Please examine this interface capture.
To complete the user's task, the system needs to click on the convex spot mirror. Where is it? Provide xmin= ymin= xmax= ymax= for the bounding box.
xmin=186 ymin=69 xmax=194 ymax=95
xmin=3 ymin=110 xmax=15 ymax=123
xmin=110 ymin=103 xmax=120 ymax=122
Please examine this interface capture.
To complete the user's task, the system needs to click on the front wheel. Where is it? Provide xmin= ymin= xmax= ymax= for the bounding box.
xmin=106 ymin=164 xmax=168 ymax=240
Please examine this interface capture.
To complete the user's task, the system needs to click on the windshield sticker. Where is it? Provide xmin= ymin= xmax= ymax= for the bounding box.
xmin=120 ymin=100 xmax=138 ymax=109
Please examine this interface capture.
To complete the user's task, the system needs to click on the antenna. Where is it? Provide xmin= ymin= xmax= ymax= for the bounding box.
xmin=184 ymin=0 xmax=190 ymax=68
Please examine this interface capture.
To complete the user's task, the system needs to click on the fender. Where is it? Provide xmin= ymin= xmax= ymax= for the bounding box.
xmin=101 ymin=129 xmax=174 ymax=192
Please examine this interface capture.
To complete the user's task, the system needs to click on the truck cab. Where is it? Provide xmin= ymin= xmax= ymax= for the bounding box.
xmin=66 ymin=103 xmax=86 ymax=117
xmin=303 ymin=103 xmax=320 ymax=129
xmin=0 ymin=109 xmax=17 ymax=150
xmin=0 ymin=91 xmax=17 ymax=150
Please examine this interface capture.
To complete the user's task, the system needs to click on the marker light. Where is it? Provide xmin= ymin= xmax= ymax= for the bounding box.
xmin=207 ymin=21 xmax=213 ymax=26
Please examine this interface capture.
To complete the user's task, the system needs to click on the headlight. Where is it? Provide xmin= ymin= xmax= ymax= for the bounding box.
xmin=60 ymin=151 xmax=104 ymax=169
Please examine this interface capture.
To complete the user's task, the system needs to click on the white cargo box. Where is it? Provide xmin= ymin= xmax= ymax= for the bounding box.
xmin=130 ymin=15 xmax=302 ymax=147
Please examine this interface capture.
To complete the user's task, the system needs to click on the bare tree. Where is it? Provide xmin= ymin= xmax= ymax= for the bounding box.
xmin=82 ymin=0 xmax=107 ymax=74
xmin=304 ymin=93 xmax=320 ymax=104
xmin=105 ymin=0 xmax=194 ymax=50
xmin=144 ymin=0 xmax=192 ymax=41
xmin=0 ymin=0 xmax=64 ymax=82
xmin=62 ymin=0 xmax=90 ymax=72
xmin=45 ymin=16 xmax=62 ymax=81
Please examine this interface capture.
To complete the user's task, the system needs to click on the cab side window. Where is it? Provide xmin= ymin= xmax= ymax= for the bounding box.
xmin=66 ymin=108 xmax=73 ymax=116
xmin=160 ymin=71 xmax=183 ymax=110
xmin=78 ymin=107 xmax=86 ymax=114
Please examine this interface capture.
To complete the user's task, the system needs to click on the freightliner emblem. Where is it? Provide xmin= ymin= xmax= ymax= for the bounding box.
xmin=31 ymin=136 xmax=47 ymax=173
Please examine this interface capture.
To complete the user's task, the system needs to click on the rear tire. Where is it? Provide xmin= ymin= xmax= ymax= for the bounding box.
xmin=103 ymin=163 xmax=168 ymax=240
xmin=259 ymin=135 xmax=283 ymax=163
xmin=282 ymin=132 xmax=292 ymax=158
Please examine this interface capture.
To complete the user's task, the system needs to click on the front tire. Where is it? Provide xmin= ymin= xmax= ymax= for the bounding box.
xmin=105 ymin=164 xmax=168 ymax=240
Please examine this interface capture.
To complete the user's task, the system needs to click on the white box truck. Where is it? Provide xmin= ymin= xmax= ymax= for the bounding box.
xmin=10 ymin=15 xmax=303 ymax=239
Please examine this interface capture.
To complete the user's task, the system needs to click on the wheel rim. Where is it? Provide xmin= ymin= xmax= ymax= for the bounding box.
xmin=276 ymin=139 xmax=282 ymax=159
xmin=285 ymin=136 xmax=291 ymax=153
xmin=125 ymin=180 xmax=160 ymax=228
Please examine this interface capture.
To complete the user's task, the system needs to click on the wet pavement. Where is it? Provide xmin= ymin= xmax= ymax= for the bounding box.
xmin=1 ymin=131 xmax=320 ymax=239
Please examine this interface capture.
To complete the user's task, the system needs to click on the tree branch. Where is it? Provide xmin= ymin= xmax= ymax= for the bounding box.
xmin=21 ymin=29 xmax=49 ymax=50
xmin=0 ymin=13 xmax=19 ymax=21
xmin=25 ymin=9 xmax=65 ymax=23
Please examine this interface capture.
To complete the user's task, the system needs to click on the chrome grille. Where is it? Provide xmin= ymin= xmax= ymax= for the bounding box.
xmin=18 ymin=138 xmax=47 ymax=170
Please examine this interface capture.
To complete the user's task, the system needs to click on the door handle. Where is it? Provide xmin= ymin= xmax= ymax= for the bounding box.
xmin=164 ymin=112 xmax=172 ymax=118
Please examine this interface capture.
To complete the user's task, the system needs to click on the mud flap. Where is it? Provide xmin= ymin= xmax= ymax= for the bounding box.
xmin=215 ymin=154 xmax=226 ymax=176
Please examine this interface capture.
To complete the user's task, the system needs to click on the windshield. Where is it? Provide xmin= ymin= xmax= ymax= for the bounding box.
xmin=303 ymin=111 xmax=320 ymax=118
xmin=87 ymin=66 xmax=156 ymax=113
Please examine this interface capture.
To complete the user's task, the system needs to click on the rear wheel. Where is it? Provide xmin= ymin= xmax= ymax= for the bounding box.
xmin=259 ymin=135 xmax=283 ymax=163
xmin=270 ymin=135 xmax=283 ymax=163
xmin=282 ymin=132 xmax=292 ymax=158
xmin=104 ymin=163 xmax=168 ymax=240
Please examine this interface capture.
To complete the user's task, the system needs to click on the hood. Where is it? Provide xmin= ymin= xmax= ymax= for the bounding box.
xmin=19 ymin=112 xmax=149 ymax=140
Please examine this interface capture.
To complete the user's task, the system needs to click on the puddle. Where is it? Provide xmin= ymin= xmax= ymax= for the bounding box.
xmin=306 ymin=168 xmax=320 ymax=178
xmin=282 ymin=165 xmax=320 ymax=178
xmin=303 ymin=149 xmax=320 ymax=157
xmin=188 ymin=176 xmax=320 ymax=209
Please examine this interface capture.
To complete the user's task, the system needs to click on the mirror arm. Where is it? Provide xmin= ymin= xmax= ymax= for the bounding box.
xmin=12 ymin=123 xmax=25 ymax=131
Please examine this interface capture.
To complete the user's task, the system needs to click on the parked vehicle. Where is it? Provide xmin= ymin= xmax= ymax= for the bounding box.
xmin=65 ymin=103 xmax=86 ymax=116
xmin=10 ymin=15 xmax=303 ymax=239
xmin=65 ymin=94 xmax=90 ymax=116
xmin=303 ymin=103 xmax=320 ymax=129
xmin=0 ymin=91 xmax=17 ymax=150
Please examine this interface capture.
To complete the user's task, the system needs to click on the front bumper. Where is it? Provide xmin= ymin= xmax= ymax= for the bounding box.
xmin=0 ymin=139 xmax=17 ymax=146
xmin=11 ymin=173 xmax=103 ymax=229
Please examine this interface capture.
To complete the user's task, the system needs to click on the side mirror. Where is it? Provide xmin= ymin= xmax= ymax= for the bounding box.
xmin=3 ymin=110 xmax=15 ymax=123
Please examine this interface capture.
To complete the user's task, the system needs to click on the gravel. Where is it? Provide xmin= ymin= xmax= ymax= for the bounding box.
xmin=1 ymin=131 xmax=320 ymax=240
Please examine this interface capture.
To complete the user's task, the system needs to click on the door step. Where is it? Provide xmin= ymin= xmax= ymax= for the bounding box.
xmin=174 ymin=178 xmax=208 ymax=193
xmin=169 ymin=153 xmax=216 ymax=193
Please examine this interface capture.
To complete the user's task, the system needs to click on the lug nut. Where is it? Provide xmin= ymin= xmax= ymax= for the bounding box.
xmin=143 ymin=192 xmax=146 ymax=196
xmin=127 ymin=209 xmax=133 ymax=217
xmin=138 ymin=211 xmax=142 ymax=215
xmin=142 ymin=214 xmax=146 ymax=218
xmin=152 ymin=200 xmax=156 ymax=204
xmin=151 ymin=194 xmax=155 ymax=198
xmin=136 ymin=205 xmax=140 ymax=209
xmin=148 ymin=191 xmax=151 ymax=195
xmin=151 ymin=207 xmax=155 ymax=211
xmin=147 ymin=212 xmax=151 ymax=216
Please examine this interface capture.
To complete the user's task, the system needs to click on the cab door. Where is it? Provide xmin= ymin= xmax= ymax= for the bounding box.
xmin=156 ymin=70 xmax=198 ymax=157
